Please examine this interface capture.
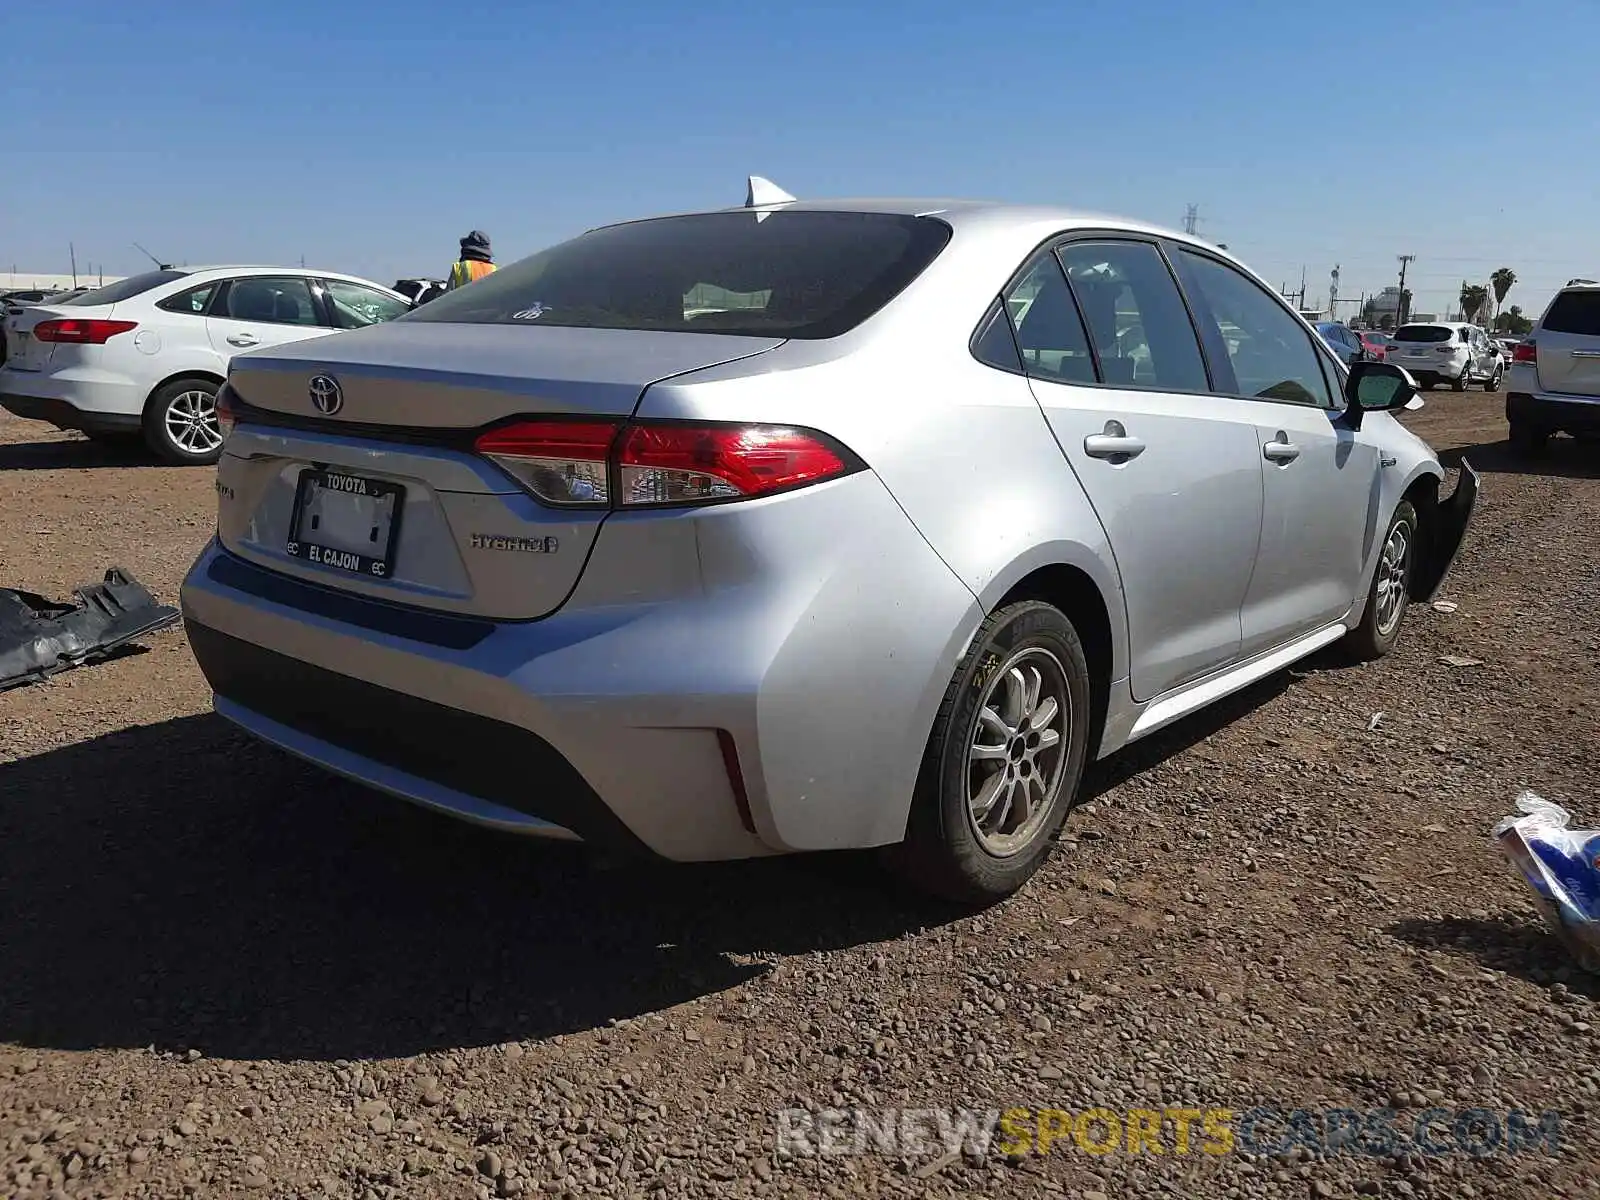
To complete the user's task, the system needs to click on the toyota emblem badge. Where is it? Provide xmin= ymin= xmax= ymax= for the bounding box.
xmin=308 ymin=374 xmax=343 ymax=415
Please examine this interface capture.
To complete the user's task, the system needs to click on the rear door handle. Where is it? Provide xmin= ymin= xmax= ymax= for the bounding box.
xmin=227 ymin=333 xmax=260 ymax=347
xmin=1083 ymin=434 xmax=1146 ymax=460
xmin=1263 ymin=436 xmax=1300 ymax=464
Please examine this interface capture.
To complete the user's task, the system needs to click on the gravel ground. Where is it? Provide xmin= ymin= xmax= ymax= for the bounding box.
xmin=1 ymin=394 xmax=1597 ymax=1200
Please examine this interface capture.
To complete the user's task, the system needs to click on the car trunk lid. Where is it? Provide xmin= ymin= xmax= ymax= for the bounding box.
xmin=217 ymin=322 xmax=784 ymax=620
xmin=2 ymin=303 xmax=117 ymax=373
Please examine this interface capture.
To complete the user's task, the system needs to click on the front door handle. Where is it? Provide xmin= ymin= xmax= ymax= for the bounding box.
xmin=1083 ymin=433 xmax=1146 ymax=460
xmin=1263 ymin=436 xmax=1300 ymax=464
xmin=227 ymin=333 xmax=260 ymax=347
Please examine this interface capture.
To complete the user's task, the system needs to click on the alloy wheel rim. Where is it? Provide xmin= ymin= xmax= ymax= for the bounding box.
xmin=1375 ymin=523 xmax=1410 ymax=636
xmin=966 ymin=647 xmax=1071 ymax=858
xmin=165 ymin=390 xmax=222 ymax=455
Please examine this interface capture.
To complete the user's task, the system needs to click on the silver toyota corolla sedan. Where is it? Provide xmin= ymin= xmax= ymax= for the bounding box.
xmin=179 ymin=181 xmax=1478 ymax=902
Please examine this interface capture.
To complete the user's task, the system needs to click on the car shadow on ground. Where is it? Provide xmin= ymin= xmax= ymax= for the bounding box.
xmin=0 ymin=661 xmax=1313 ymax=1064
xmin=1439 ymin=438 xmax=1600 ymax=481
xmin=1387 ymin=916 xmax=1600 ymax=1000
xmin=0 ymin=713 xmax=968 ymax=1063
xmin=0 ymin=434 xmax=155 ymax=471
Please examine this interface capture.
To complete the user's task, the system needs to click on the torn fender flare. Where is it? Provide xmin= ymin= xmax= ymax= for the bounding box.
xmin=1413 ymin=458 xmax=1480 ymax=604
xmin=0 ymin=567 xmax=180 ymax=691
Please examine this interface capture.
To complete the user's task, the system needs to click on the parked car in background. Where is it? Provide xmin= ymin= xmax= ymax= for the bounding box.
xmin=1314 ymin=321 xmax=1373 ymax=367
xmin=0 ymin=266 xmax=413 ymax=464
xmin=1387 ymin=322 xmax=1503 ymax=391
xmin=1506 ymin=280 xmax=1600 ymax=454
xmin=180 ymin=188 xmax=1477 ymax=903
xmin=1359 ymin=331 xmax=1390 ymax=360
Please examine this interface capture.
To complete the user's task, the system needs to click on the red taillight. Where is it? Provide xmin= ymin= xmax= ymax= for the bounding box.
xmin=1513 ymin=340 xmax=1537 ymax=363
xmin=617 ymin=424 xmax=849 ymax=506
xmin=215 ymin=384 xmax=238 ymax=439
xmin=31 ymin=318 xmax=137 ymax=344
xmin=474 ymin=420 xmax=854 ymax=509
xmin=474 ymin=420 xmax=620 ymax=506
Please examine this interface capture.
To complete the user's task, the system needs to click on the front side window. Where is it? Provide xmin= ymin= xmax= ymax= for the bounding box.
xmin=214 ymin=276 xmax=321 ymax=326
xmin=1003 ymin=255 xmax=1096 ymax=384
xmin=1176 ymin=251 xmax=1334 ymax=408
xmin=404 ymin=210 xmax=953 ymax=340
xmin=324 ymin=280 xmax=410 ymax=329
xmin=1056 ymin=241 xmax=1209 ymax=392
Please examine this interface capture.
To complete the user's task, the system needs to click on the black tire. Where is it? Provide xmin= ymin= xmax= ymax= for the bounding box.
xmin=884 ymin=600 xmax=1092 ymax=904
xmin=1343 ymin=500 xmax=1417 ymax=662
xmin=1509 ymin=422 xmax=1549 ymax=457
xmin=142 ymin=377 xmax=223 ymax=465
xmin=1451 ymin=368 xmax=1470 ymax=392
xmin=1484 ymin=365 xmax=1502 ymax=392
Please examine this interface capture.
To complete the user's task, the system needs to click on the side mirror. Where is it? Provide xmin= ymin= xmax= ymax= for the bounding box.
xmin=1343 ymin=361 xmax=1418 ymax=429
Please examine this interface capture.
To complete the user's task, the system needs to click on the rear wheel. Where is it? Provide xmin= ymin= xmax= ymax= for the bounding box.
xmin=885 ymin=601 xmax=1091 ymax=904
xmin=1509 ymin=421 xmax=1549 ymax=457
xmin=143 ymin=378 xmax=223 ymax=465
xmin=1485 ymin=364 xmax=1502 ymax=391
xmin=1451 ymin=367 xmax=1470 ymax=392
xmin=1343 ymin=500 xmax=1416 ymax=662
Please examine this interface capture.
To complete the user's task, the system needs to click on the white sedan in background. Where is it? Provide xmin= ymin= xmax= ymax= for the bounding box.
xmin=0 ymin=266 xmax=412 ymax=463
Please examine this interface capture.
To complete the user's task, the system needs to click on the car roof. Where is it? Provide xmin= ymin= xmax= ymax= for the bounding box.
xmin=612 ymin=193 xmax=1229 ymax=251
xmin=156 ymin=265 xmax=404 ymax=293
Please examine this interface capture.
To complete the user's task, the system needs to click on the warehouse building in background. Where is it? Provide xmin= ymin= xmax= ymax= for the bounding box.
xmin=2 ymin=272 xmax=125 ymax=294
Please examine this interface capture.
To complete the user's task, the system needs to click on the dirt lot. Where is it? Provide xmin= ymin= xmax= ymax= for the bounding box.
xmin=1 ymin=394 xmax=1598 ymax=1200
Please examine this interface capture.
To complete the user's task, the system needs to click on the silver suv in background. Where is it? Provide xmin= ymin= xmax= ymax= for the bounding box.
xmin=1388 ymin=322 xmax=1503 ymax=391
xmin=1506 ymin=282 xmax=1600 ymax=454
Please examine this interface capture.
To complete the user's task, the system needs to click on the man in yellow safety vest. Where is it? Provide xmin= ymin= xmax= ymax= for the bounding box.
xmin=447 ymin=230 xmax=496 ymax=290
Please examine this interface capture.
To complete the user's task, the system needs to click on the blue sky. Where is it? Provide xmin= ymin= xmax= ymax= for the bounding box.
xmin=2 ymin=0 xmax=1593 ymax=318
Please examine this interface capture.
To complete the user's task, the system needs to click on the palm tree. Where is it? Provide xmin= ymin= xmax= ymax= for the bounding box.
xmin=1491 ymin=267 xmax=1517 ymax=317
xmin=1460 ymin=282 xmax=1490 ymax=324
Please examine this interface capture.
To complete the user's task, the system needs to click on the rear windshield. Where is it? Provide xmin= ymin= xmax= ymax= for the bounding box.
xmin=1393 ymin=324 xmax=1452 ymax=343
xmin=61 ymin=270 xmax=191 ymax=306
xmin=1541 ymin=290 xmax=1600 ymax=336
xmin=404 ymin=211 xmax=953 ymax=339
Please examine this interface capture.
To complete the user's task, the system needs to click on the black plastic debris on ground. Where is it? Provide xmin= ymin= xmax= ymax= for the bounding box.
xmin=0 ymin=568 xmax=179 ymax=691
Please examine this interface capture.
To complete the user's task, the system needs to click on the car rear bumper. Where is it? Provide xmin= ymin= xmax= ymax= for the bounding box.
xmin=1506 ymin=389 xmax=1600 ymax=435
xmin=179 ymin=467 xmax=979 ymax=861
xmin=0 ymin=367 xmax=146 ymax=429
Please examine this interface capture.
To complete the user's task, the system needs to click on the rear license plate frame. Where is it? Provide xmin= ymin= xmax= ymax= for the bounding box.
xmin=286 ymin=468 xmax=405 ymax=579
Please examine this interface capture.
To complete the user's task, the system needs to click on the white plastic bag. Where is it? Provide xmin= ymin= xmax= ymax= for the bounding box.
xmin=1493 ymin=792 xmax=1600 ymax=973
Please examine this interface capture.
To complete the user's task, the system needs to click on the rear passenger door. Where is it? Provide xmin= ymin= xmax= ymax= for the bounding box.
xmin=1011 ymin=237 xmax=1265 ymax=702
xmin=1173 ymin=248 xmax=1382 ymax=655
xmin=205 ymin=275 xmax=335 ymax=358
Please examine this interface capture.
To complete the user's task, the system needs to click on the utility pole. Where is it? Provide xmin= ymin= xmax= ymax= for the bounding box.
xmin=69 ymin=242 xmax=78 ymax=287
xmin=1183 ymin=204 xmax=1200 ymax=236
xmin=1397 ymin=254 xmax=1415 ymax=326
xmin=1329 ymin=264 xmax=1340 ymax=319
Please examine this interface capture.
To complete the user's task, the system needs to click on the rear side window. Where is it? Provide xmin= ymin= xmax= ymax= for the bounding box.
xmin=404 ymin=210 xmax=953 ymax=340
xmin=213 ymin=276 xmax=322 ymax=327
xmin=1057 ymin=241 xmax=1209 ymax=392
xmin=1541 ymin=290 xmax=1600 ymax=336
xmin=1393 ymin=324 xmax=1452 ymax=343
xmin=971 ymin=299 xmax=1024 ymax=374
xmin=1003 ymin=256 xmax=1096 ymax=383
xmin=157 ymin=283 xmax=216 ymax=314
xmin=61 ymin=270 xmax=191 ymax=306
